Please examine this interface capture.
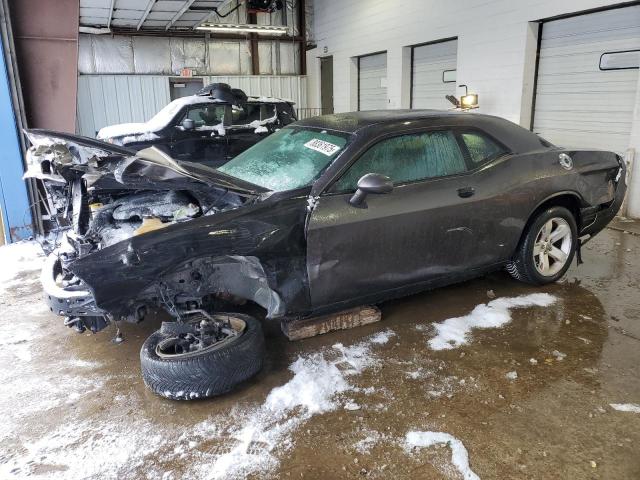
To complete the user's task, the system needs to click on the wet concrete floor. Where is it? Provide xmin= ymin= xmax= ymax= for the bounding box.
xmin=1 ymin=226 xmax=639 ymax=479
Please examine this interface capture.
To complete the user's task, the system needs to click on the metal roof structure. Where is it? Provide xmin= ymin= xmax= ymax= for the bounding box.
xmin=79 ymin=0 xmax=233 ymax=31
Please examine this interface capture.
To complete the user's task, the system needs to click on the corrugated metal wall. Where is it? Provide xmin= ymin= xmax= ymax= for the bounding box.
xmin=76 ymin=76 xmax=170 ymax=137
xmin=79 ymin=34 xmax=302 ymax=76
xmin=77 ymin=75 xmax=307 ymax=137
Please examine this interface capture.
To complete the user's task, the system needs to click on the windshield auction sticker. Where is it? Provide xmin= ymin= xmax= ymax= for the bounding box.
xmin=304 ymin=139 xmax=341 ymax=156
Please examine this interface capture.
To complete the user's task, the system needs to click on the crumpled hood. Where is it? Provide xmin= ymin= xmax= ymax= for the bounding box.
xmin=23 ymin=128 xmax=268 ymax=196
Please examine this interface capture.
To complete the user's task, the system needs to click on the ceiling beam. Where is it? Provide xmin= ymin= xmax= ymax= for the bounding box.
xmin=192 ymin=0 xmax=237 ymax=30
xmin=107 ymin=0 xmax=116 ymax=28
xmin=137 ymin=0 xmax=156 ymax=31
xmin=166 ymin=0 xmax=197 ymax=31
xmin=193 ymin=11 xmax=214 ymax=29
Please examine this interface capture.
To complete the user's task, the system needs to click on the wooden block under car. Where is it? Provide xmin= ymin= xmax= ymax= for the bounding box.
xmin=281 ymin=305 xmax=382 ymax=341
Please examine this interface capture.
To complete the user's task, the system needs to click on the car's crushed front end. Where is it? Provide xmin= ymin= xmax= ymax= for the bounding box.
xmin=24 ymin=129 xmax=271 ymax=333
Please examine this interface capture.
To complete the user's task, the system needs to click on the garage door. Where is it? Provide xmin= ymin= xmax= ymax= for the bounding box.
xmin=533 ymin=6 xmax=640 ymax=153
xmin=358 ymin=53 xmax=387 ymax=111
xmin=411 ymin=39 xmax=458 ymax=109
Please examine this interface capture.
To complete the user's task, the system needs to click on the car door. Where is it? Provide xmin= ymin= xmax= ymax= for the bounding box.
xmin=454 ymin=129 xmax=515 ymax=265
xmin=170 ymin=103 xmax=229 ymax=166
xmin=305 ymin=129 xmax=482 ymax=308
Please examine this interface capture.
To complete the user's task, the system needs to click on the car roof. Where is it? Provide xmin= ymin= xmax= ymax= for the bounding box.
xmin=295 ymin=109 xmax=502 ymax=133
xmin=295 ymin=110 xmax=551 ymax=153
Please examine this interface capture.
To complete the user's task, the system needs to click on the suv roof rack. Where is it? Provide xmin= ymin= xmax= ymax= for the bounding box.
xmin=198 ymin=83 xmax=248 ymax=106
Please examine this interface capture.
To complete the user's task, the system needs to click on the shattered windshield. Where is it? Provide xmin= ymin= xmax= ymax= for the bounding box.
xmin=218 ymin=127 xmax=349 ymax=192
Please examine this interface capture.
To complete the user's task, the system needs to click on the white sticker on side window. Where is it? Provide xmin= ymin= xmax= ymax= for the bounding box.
xmin=304 ymin=139 xmax=340 ymax=156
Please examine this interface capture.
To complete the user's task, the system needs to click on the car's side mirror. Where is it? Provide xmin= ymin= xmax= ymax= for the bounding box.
xmin=349 ymin=173 xmax=393 ymax=207
xmin=182 ymin=118 xmax=195 ymax=131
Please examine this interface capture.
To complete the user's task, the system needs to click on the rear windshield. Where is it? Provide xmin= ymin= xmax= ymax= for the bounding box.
xmin=218 ymin=127 xmax=350 ymax=192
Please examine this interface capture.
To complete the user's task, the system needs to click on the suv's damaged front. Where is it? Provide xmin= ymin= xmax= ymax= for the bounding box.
xmin=24 ymin=129 xmax=283 ymax=334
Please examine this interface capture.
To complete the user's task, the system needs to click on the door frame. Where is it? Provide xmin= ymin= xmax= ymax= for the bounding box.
xmin=408 ymin=36 xmax=458 ymax=109
xmin=320 ymin=55 xmax=334 ymax=115
xmin=356 ymin=50 xmax=387 ymax=111
xmin=529 ymin=1 xmax=640 ymax=130
xmin=169 ymin=77 xmax=204 ymax=101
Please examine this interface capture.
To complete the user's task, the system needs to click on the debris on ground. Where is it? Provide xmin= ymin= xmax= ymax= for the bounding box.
xmin=506 ymin=371 xmax=518 ymax=380
xmin=610 ymin=403 xmax=640 ymax=413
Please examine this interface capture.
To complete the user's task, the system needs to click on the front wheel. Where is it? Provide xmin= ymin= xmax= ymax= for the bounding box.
xmin=140 ymin=312 xmax=265 ymax=400
xmin=507 ymin=206 xmax=577 ymax=285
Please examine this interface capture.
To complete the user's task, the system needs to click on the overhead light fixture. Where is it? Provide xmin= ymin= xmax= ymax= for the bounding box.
xmin=196 ymin=23 xmax=288 ymax=35
xmin=460 ymin=93 xmax=478 ymax=108
xmin=79 ymin=26 xmax=112 ymax=35
xmin=458 ymin=84 xmax=479 ymax=110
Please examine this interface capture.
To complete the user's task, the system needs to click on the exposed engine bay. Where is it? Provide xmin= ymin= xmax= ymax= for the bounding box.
xmin=25 ymin=131 xmax=246 ymax=251
xmin=24 ymin=129 xmax=268 ymax=334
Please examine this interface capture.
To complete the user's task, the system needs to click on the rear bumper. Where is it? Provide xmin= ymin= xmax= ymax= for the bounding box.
xmin=579 ymin=164 xmax=627 ymax=238
xmin=41 ymin=252 xmax=104 ymax=317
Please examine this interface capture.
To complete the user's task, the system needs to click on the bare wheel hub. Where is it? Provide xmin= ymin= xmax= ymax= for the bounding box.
xmin=156 ymin=313 xmax=246 ymax=359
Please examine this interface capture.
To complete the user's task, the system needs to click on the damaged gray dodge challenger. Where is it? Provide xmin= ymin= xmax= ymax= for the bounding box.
xmin=25 ymin=110 xmax=626 ymax=400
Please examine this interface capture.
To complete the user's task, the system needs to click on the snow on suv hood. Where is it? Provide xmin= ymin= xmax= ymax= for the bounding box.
xmin=97 ymin=122 xmax=150 ymax=139
xmin=97 ymin=95 xmax=225 ymax=140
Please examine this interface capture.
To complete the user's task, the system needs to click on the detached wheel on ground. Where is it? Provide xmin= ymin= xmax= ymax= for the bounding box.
xmin=140 ymin=312 xmax=265 ymax=400
xmin=507 ymin=206 xmax=577 ymax=285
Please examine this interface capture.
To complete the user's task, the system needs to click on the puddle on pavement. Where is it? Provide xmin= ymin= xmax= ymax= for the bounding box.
xmin=1 ymin=228 xmax=639 ymax=479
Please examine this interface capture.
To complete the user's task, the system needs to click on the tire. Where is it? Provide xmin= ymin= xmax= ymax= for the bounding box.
xmin=140 ymin=313 xmax=265 ymax=400
xmin=507 ymin=206 xmax=577 ymax=285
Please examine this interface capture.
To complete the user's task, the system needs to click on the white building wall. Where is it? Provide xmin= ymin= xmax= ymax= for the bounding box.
xmin=307 ymin=0 xmax=640 ymax=217
xmin=308 ymin=0 xmax=628 ymax=124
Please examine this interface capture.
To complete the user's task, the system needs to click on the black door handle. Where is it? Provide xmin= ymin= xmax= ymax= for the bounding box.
xmin=457 ymin=187 xmax=475 ymax=198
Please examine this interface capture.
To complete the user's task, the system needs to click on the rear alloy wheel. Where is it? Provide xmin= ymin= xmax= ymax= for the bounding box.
xmin=533 ymin=217 xmax=572 ymax=277
xmin=140 ymin=312 xmax=265 ymax=400
xmin=507 ymin=206 xmax=577 ymax=285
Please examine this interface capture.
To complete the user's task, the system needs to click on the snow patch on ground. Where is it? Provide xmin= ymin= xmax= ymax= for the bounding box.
xmin=188 ymin=329 xmax=396 ymax=479
xmin=2 ymin=415 xmax=167 ymax=479
xmin=610 ymin=403 xmax=640 ymax=413
xmin=426 ymin=293 xmax=557 ymax=350
xmin=405 ymin=431 xmax=480 ymax=480
xmin=0 ymin=241 xmax=45 ymax=297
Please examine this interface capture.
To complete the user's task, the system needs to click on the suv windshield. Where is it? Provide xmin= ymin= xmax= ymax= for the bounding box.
xmin=146 ymin=99 xmax=186 ymax=131
xmin=218 ymin=127 xmax=349 ymax=192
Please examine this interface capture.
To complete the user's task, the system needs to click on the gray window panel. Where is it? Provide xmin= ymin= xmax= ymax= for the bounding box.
xmin=332 ymin=131 xmax=466 ymax=192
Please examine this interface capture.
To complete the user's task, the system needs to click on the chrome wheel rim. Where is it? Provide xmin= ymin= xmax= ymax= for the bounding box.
xmin=533 ymin=217 xmax=572 ymax=276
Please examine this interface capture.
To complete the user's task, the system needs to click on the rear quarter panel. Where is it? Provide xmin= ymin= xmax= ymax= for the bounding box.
xmin=473 ymin=148 xmax=621 ymax=262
